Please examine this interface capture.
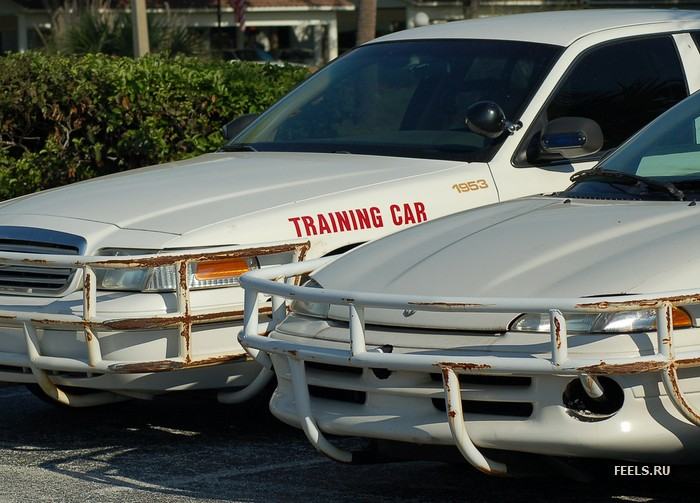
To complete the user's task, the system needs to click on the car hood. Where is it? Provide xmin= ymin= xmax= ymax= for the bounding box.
xmin=0 ymin=152 xmax=458 ymax=236
xmin=315 ymin=197 xmax=700 ymax=330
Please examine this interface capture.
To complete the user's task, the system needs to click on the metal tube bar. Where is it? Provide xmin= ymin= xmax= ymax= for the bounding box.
xmin=661 ymin=365 xmax=700 ymax=426
xmin=0 ymin=240 xmax=310 ymax=268
xmin=271 ymin=280 xmax=286 ymax=331
xmin=443 ymin=367 xmax=507 ymax=474
xmin=657 ymin=303 xmax=673 ymax=359
xmin=242 ymin=331 xmax=681 ymax=376
xmin=241 ymin=288 xmax=273 ymax=368
xmin=23 ymin=322 xmax=126 ymax=406
xmin=349 ymin=304 xmax=366 ymax=356
xmin=82 ymin=266 xmax=102 ymax=367
xmin=549 ymin=309 xmax=567 ymax=365
xmin=579 ymin=373 xmax=604 ymax=399
xmin=176 ymin=261 xmax=192 ymax=363
xmin=217 ymin=366 xmax=275 ymax=404
xmin=241 ymin=267 xmax=700 ymax=314
xmin=287 ymin=357 xmax=352 ymax=462
xmin=0 ymin=309 xmax=250 ymax=331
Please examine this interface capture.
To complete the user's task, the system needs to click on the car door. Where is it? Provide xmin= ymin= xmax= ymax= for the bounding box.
xmin=493 ymin=34 xmax=689 ymax=200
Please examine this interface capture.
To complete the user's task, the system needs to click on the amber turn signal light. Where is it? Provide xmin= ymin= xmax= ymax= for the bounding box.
xmin=194 ymin=258 xmax=251 ymax=280
xmin=672 ymin=306 xmax=693 ymax=329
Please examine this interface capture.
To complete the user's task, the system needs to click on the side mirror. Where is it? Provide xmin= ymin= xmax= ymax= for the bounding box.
xmin=540 ymin=117 xmax=603 ymax=159
xmin=222 ymin=113 xmax=259 ymax=141
xmin=465 ymin=101 xmax=521 ymax=139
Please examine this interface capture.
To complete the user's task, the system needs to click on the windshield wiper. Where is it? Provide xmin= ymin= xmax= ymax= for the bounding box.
xmin=570 ymin=169 xmax=685 ymax=201
xmin=221 ymin=144 xmax=257 ymax=152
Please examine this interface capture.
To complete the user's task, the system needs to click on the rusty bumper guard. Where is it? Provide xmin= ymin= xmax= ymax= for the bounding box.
xmin=0 ymin=240 xmax=309 ymax=407
xmin=239 ymin=257 xmax=700 ymax=475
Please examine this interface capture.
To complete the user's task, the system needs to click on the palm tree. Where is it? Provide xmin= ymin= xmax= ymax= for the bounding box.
xmin=355 ymin=0 xmax=376 ymax=45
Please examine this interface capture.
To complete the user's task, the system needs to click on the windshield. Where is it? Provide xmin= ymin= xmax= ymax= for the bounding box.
xmin=563 ymin=92 xmax=700 ymax=200
xmin=226 ymin=40 xmax=562 ymax=162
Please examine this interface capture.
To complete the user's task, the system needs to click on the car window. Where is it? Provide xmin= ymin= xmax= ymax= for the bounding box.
xmin=546 ymin=36 xmax=687 ymax=154
xmin=231 ymin=40 xmax=562 ymax=162
xmin=691 ymin=32 xmax=700 ymax=54
xmin=601 ymin=96 xmax=700 ymax=179
xmin=558 ymin=92 xmax=700 ymax=201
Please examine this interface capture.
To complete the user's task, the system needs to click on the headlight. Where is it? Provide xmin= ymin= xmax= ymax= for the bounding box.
xmin=510 ymin=307 xmax=692 ymax=334
xmin=94 ymin=248 xmax=258 ymax=292
xmin=290 ymin=278 xmax=330 ymax=318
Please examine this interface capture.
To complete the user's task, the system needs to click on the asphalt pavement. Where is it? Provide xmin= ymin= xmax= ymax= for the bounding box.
xmin=0 ymin=384 xmax=696 ymax=503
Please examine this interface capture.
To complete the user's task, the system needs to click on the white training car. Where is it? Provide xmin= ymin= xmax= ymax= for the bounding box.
xmin=3 ymin=10 xmax=700 ymax=406
xmin=240 ymin=90 xmax=700 ymax=473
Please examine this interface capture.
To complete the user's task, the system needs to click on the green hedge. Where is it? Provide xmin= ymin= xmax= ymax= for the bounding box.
xmin=0 ymin=52 xmax=309 ymax=200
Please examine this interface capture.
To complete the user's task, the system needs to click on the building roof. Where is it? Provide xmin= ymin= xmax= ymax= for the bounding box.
xmin=13 ymin=0 xmax=352 ymax=10
xmin=377 ymin=9 xmax=700 ymax=47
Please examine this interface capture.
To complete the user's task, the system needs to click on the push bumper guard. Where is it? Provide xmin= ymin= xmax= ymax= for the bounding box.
xmin=240 ymin=258 xmax=700 ymax=475
xmin=0 ymin=239 xmax=309 ymax=406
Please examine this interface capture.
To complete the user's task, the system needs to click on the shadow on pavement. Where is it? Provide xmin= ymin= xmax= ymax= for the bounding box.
xmin=0 ymin=385 xmax=698 ymax=502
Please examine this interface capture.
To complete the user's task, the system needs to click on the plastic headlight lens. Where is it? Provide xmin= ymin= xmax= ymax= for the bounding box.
xmin=290 ymin=278 xmax=330 ymax=318
xmin=510 ymin=307 xmax=692 ymax=334
xmin=94 ymin=249 xmax=257 ymax=292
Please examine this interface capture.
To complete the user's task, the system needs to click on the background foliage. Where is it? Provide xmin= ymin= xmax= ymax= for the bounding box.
xmin=44 ymin=0 xmax=205 ymax=57
xmin=0 ymin=52 xmax=308 ymax=200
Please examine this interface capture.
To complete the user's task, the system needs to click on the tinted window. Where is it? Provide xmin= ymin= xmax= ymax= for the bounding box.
xmin=560 ymin=92 xmax=700 ymax=201
xmin=691 ymin=32 xmax=700 ymax=53
xmin=229 ymin=40 xmax=562 ymax=162
xmin=547 ymin=36 xmax=687 ymax=153
xmin=597 ymin=92 xmax=700 ymax=180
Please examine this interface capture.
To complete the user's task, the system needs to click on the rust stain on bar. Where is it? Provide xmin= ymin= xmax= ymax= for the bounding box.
xmin=577 ymin=360 xmax=667 ymax=375
xmin=441 ymin=366 xmax=450 ymax=392
xmin=18 ymin=258 xmax=50 ymax=266
xmin=297 ymin=244 xmax=309 ymax=263
xmin=5 ymin=242 xmax=310 ymax=269
xmin=181 ymin=324 xmax=192 ymax=364
xmin=554 ymin=317 xmax=562 ymax=350
xmin=22 ymin=318 xmax=65 ymax=326
xmin=576 ymin=293 xmax=700 ymax=310
xmin=15 ymin=306 xmax=272 ymax=331
xmin=666 ymin=365 xmax=700 ymax=424
xmin=178 ymin=261 xmax=192 ymax=363
xmin=438 ymin=362 xmax=491 ymax=371
xmin=83 ymin=272 xmax=92 ymax=316
xmin=674 ymin=356 xmax=700 ymax=368
xmin=108 ymin=353 xmax=251 ymax=373
xmin=100 ymin=307 xmax=272 ymax=330
xmin=91 ymin=243 xmax=309 ymax=268
xmin=408 ymin=301 xmax=485 ymax=309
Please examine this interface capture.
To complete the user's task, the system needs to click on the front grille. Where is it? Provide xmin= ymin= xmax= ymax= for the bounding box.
xmin=309 ymin=385 xmax=367 ymax=404
xmin=430 ymin=373 xmax=533 ymax=417
xmin=430 ymin=373 xmax=532 ymax=387
xmin=0 ymin=227 xmax=86 ymax=296
xmin=432 ymin=398 xmax=533 ymax=417
xmin=306 ymin=361 xmax=364 ymax=376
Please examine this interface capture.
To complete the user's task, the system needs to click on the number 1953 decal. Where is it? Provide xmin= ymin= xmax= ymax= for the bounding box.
xmin=452 ymin=179 xmax=489 ymax=194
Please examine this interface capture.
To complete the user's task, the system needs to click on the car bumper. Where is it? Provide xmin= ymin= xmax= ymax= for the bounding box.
xmin=0 ymin=240 xmax=309 ymax=405
xmin=239 ymin=258 xmax=700 ymax=473
xmin=267 ymin=339 xmax=700 ymax=464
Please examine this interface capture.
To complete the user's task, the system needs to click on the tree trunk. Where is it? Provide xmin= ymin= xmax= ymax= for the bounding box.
xmin=131 ymin=0 xmax=150 ymax=57
xmin=462 ymin=0 xmax=479 ymax=19
xmin=356 ymin=0 xmax=377 ymax=46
